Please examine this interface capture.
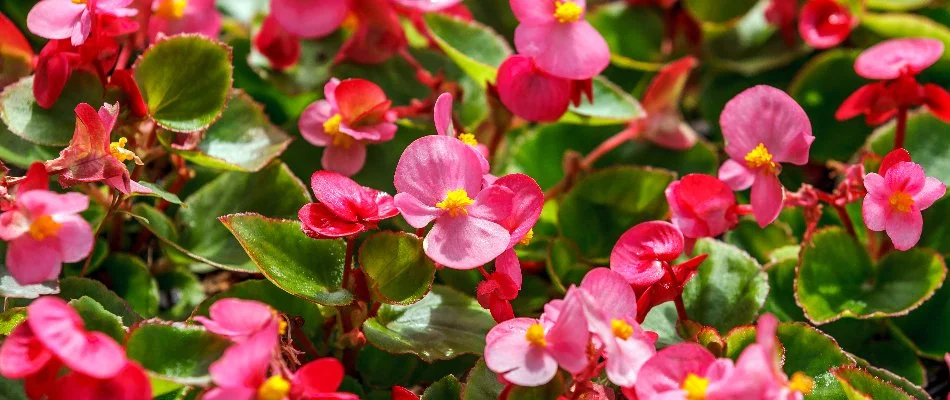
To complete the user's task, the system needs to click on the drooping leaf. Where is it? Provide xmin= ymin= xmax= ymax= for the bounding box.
xmin=132 ymin=181 xmax=184 ymax=205
xmin=359 ymin=231 xmax=436 ymax=305
xmin=0 ymin=71 xmax=104 ymax=146
xmin=125 ymin=322 xmax=231 ymax=385
xmin=682 ymin=239 xmax=770 ymax=332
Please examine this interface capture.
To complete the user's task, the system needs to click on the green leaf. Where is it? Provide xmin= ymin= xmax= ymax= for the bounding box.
xmin=134 ymin=34 xmax=233 ymax=132
xmin=57 ymin=277 xmax=143 ymax=326
xmin=853 ymin=12 xmax=950 ymax=56
xmin=69 ymin=296 xmax=126 ymax=343
xmin=866 ymin=0 xmax=932 ymax=11
xmin=424 ymin=13 xmax=512 ymax=87
xmin=560 ymin=76 xmax=644 ymax=125
xmin=682 ymin=239 xmax=769 ymax=332
xmin=796 ymin=227 xmax=947 ymax=324
xmin=763 ymin=248 xmax=808 ymax=322
xmin=125 ymin=323 xmax=231 ymax=385
xmin=357 ymin=345 xmax=421 ymax=388
xmin=788 ymin=49 xmax=871 ymax=161
xmin=861 ymin=365 xmax=931 ymax=400
xmin=507 ymin=371 xmax=564 ymax=400
xmin=867 ymin=112 xmax=950 ymax=185
xmin=724 ymin=219 xmax=796 ymax=263
xmin=559 ymin=166 xmax=675 ymax=262
xmin=463 ymin=359 xmax=505 ymax=400
xmin=891 ymin=278 xmax=950 ymax=359
xmin=833 ymin=367 xmax=914 ymax=400
xmin=546 ymin=237 xmax=591 ymax=294
xmin=220 ymin=213 xmax=352 ymax=306
xmin=701 ymin=1 xmax=811 ymax=75
xmin=588 ymin=3 xmax=665 ymax=66
xmin=0 ymin=377 xmax=27 ymax=400
xmin=683 ymin=0 xmax=758 ymax=23
xmin=920 ymin=197 xmax=950 ymax=255
xmin=158 ymin=90 xmax=292 ymax=172
xmin=0 ymin=307 xmax=26 ymax=335
xmin=177 ymin=162 xmax=311 ymax=271
xmin=423 ymin=375 xmax=462 ymax=400
xmin=0 ymin=124 xmax=59 ymax=168
xmin=823 ymin=319 xmax=925 ymax=385
xmin=363 ymin=286 xmax=496 ymax=362
xmin=100 ymin=254 xmax=160 ymax=318
xmin=359 ymin=231 xmax=436 ymax=305
xmin=641 ymin=302 xmax=684 ymax=349
xmin=155 ymin=266 xmax=205 ymax=320
xmin=0 ymin=71 xmax=104 ymax=146
xmin=132 ymin=181 xmax=184 ymax=205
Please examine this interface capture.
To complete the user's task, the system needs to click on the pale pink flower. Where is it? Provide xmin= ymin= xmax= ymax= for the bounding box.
xmin=632 ymin=343 xmax=739 ymax=400
xmin=195 ymin=298 xmax=281 ymax=344
xmin=854 ymin=38 xmax=944 ymax=81
xmin=27 ymin=0 xmax=137 ymax=46
xmin=148 ymin=0 xmax=222 ymax=43
xmin=434 ymin=93 xmax=490 ymax=173
xmin=270 ymin=0 xmax=350 ymax=39
xmin=729 ymin=314 xmax=816 ymax=399
xmin=509 ymin=0 xmax=610 ymax=80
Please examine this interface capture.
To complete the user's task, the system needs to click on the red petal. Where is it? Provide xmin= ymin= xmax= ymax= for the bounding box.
xmin=393 ymin=386 xmax=420 ymax=400
xmin=298 ymin=203 xmax=366 ymax=238
xmin=337 ymin=0 xmax=406 ymax=64
xmin=254 ymin=15 xmax=300 ymax=71
xmin=879 ymin=148 xmax=912 ymax=175
xmin=33 ymin=47 xmax=73 ymax=109
xmin=18 ymin=163 xmax=50 ymax=195
xmin=109 ymin=70 xmax=147 ymax=118
xmin=641 ymin=56 xmax=698 ymax=113
xmin=496 ymin=55 xmax=571 ymax=123
xmin=334 ymin=79 xmax=391 ymax=126
xmin=292 ymin=358 xmax=347 ymax=396
xmin=923 ymin=83 xmax=950 ymax=123
xmin=835 ymin=83 xmax=882 ymax=121
xmin=0 ymin=11 xmax=34 ymax=57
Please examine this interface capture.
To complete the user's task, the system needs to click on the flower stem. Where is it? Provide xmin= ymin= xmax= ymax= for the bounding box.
xmin=343 ymin=236 xmax=356 ymax=289
xmin=833 ymin=203 xmax=858 ymax=239
xmin=81 ymin=193 xmax=121 ymax=276
xmin=580 ymin=126 xmax=639 ymax=170
xmin=662 ymin=262 xmax=688 ymax=321
xmin=895 ymin=107 xmax=908 ymax=149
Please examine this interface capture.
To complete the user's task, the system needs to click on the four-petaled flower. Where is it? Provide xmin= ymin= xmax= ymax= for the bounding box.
xmin=298 ymin=170 xmax=399 ymax=238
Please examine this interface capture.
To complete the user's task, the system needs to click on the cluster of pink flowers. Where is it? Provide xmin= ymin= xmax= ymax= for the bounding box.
xmin=0 ymin=297 xmax=151 ymax=399
xmin=495 ymin=0 xmax=611 ymax=122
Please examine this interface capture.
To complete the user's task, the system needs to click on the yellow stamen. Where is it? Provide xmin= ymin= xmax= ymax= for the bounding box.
xmin=110 ymin=137 xmax=137 ymax=163
xmin=341 ymin=12 xmax=359 ymax=31
xmin=553 ymin=1 xmax=583 ymax=23
xmin=323 ymin=114 xmax=354 ymax=149
xmin=681 ymin=373 xmax=709 ymax=400
xmin=436 ymin=189 xmax=474 ymax=217
xmin=72 ymin=0 xmax=87 ymax=4
xmin=611 ymin=319 xmax=633 ymax=340
xmin=744 ymin=143 xmax=779 ymax=175
xmin=155 ymin=0 xmax=187 ymax=19
xmin=458 ymin=133 xmax=478 ymax=147
xmin=788 ymin=372 xmax=814 ymax=395
xmin=889 ymin=191 xmax=914 ymax=213
xmin=519 ymin=229 xmax=534 ymax=246
xmin=29 ymin=216 xmax=62 ymax=241
xmin=257 ymin=375 xmax=291 ymax=400
xmin=525 ymin=323 xmax=547 ymax=347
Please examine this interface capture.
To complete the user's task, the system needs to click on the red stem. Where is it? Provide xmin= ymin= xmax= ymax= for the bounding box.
xmin=580 ymin=127 xmax=638 ymax=170
xmin=895 ymin=107 xmax=908 ymax=149
xmin=834 ymin=204 xmax=858 ymax=239
xmin=662 ymin=262 xmax=688 ymax=321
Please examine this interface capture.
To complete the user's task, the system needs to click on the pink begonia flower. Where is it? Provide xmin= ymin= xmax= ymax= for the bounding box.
xmin=634 ymin=56 xmax=700 ymax=150
xmin=434 ymin=93 xmax=490 ymax=173
xmin=270 ymin=0 xmax=350 ymax=39
xmin=632 ymin=343 xmax=739 ymax=400
xmin=392 ymin=0 xmax=463 ymax=12
xmin=298 ymin=171 xmax=399 ymax=239
xmin=484 ymin=288 xmax=590 ymax=386
xmin=148 ymin=0 xmax=222 ymax=43
xmin=718 ymin=85 xmax=814 ymax=228
xmin=576 ymin=268 xmax=657 ymax=388
xmin=394 ymin=135 xmax=515 ymax=269
xmin=862 ymin=150 xmax=946 ymax=251
xmin=665 ymin=174 xmax=740 ymax=242
xmin=255 ymin=15 xmax=300 ymax=71
xmin=26 ymin=0 xmax=137 ymax=46
xmin=337 ymin=0 xmax=408 ymax=65
xmin=46 ymin=103 xmax=152 ymax=195
xmin=496 ymin=55 xmax=572 ymax=123
xmin=837 ymin=38 xmax=950 ymax=125
xmin=48 ymin=362 xmax=151 ymax=400
xmin=300 ymin=78 xmax=398 ymax=176
xmin=730 ymin=314 xmax=816 ymax=399
xmin=0 ymin=164 xmax=93 ymax=285
xmin=509 ymin=0 xmax=610 ymax=80
xmin=798 ymin=0 xmax=856 ymax=50
xmin=195 ymin=298 xmax=281 ymax=344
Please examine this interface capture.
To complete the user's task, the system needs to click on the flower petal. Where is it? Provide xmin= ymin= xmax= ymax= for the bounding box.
xmin=0 ymin=323 xmax=53 ymax=378
xmin=271 ymin=0 xmax=350 ymax=38
xmin=912 ymin=177 xmax=946 ymax=210
xmin=7 ymin=236 xmax=63 ymax=285
xmin=886 ymin=209 xmax=923 ymax=251
xmin=27 ymin=0 xmax=86 ymax=41
xmin=322 ymin=143 xmax=367 ymax=177
xmin=484 ymin=318 xmax=558 ymax=387
xmin=718 ymin=159 xmax=755 ymax=191
xmin=496 ymin=55 xmax=572 ymax=123
xmin=855 ymin=38 xmax=944 ymax=80
xmin=394 ymin=135 xmax=484 ymax=206
xmin=424 ymin=215 xmax=510 ymax=269
xmin=434 ymin=92 xmax=455 ymax=137
xmin=51 ymin=214 xmax=93 ymax=263
xmin=514 ymin=21 xmax=609 ymax=80
xmin=750 ymin=174 xmax=784 ymax=228
xmin=298 ymin=203 xmax=365 ymax=238
xmin=28 ymin=297 xmax=125 ymax=379
xmin=720 ymin=85 xmax=813 ymax=165
xmin=393 ymin=193 xmax=441 ymax=228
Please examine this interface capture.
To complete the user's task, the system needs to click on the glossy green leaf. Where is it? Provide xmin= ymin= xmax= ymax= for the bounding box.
xmin=867 ymin=112 xmax=950 ymax=185
xmin=866 ymin=0 xmax=932 ymax=10
xmin=57 ymin=277 xmax=143 ymax=326
xmin=425 ymin=13 xmax=512 ymax=86
xmin=69 ymin=296 xmax=126 ymax=343
xmin=0 ymin=124 xmax=59 ymax=168
xmin=724 ymin=219 xmax=796 ymax=263
xmin=561 ymin=76 xmax=644 ymax=125
xmin=363 ymin=286 xmax=496 ymax=362
xmin=177 ymin=162 xmax=311 ymax=272
xmin=463 ymin=359 xmax=505 ymax=400
xmin=158 ymin=90 xmax=292 ymax=172
xmin=683 ymin=0 xmax=758 ymax=23
xmin=155 ymin=266 xmax=205 ymax=320
xmin=507 ymin=371 xmax=564 ymax=400
xmin=423 ymin=375 xmax=462 ymax=400
xmin=641 ymin=302 xmax=684 ymax=349
xmin=0 ymin=71 xmax=104 ymax=146
xmin=682 ymin=239 xmax=769 ymax=332
xmin=546 ymin=237 xmax=591 ymax=294
xmin=702 ymin=1 xmax=811 ymax=76
xmin=763 ymin=248 xmax=807 ymax=322
xmin=588 ymin=3 xmax=665 ymax=66
xmin=861 ymin=364 xmax=931 ymax=400
xmin=220 ymin=213 xmax=352 ymax=306
xmin=134 ymin=34 xmax=233 ymax=132
xmin=133 ymin=181 xmax=183 ymax=205
xmin=822 ymin=319 xmax=925 ymax=385
xmin=833 ymin=367 xmax=913 ymax=400
xmin=126 ymin=323 xmax=231 ymax=385
xmin=891 ymin=279 xmax=950 ymax=359
xmin=0 ymin=377 xmax=27 ymax=400
xmin=797 ymin=227 xmax=947 ymax=324
xmin=559 ymin=166 xmax=674 ymax=262
xmin=853 ymin=12 xmax=950 ymax=55
xmin=100 ymin=254 xmax=160 ymax=318
xmin=359 ymin=231 xmax=435 ymax=305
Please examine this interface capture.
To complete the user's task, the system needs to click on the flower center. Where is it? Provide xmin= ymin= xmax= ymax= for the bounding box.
xmin=744 ymin=143 xmax=779 ymax=174
xmin=155 ymin=0 xmax=187 ymax=19
xmin=788 ymin=372 xmax=814 ymax=395
xmin=681 ymin=373 xmax=709 ymax=400
xmin=458 ymin=133 xmax=478 ymax=147
xmin=110 ymin=137 xmax=137 ymax=163
xmin=29 ymin=215 xmax=62 ymax=241
xmin=525 ymin=323 xmax=547 ymax=347
xmin=71 ymin=0 xmax=87 ymax=4
xmin=611 ymin=319 xmax=633 ymax=340
xmin=553 ymin=1 xmax=583 ymax=23
xmin=257 ymin=375 xmax=290 ymax=400
xmin=519 ymin=228 xmax=535 ymax=246
xmin=889 ymin=191 xmax=914 ymax=213
xmin=436 ymin=189 xmax=474 ymax=217
xmin=323 ymin=114 xmax=354 ymax=149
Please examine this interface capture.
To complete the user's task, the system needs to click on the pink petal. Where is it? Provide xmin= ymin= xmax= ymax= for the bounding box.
xmin=546 ymin=289 xmax=591 ymax=374
xmin=7 ymin=236 xmax=63 ymax=285
xmin=886 ymin=208 xmax=923 ymax=251
xmin=468 ymin=184 xmax=514 ymax=224
xmin=52 ymin=214 xmax=94 ymax=263
xmin=309 ymin=171 xmax=364 ymax=221
xmin=492 ymin=174 xmax=544 ymax=247
xmin=484 ymin=318 xmax=559 ymax=387
xmin=642 ymin=56 xmax=699 ymax=114
xmin=28 ymin=297 xmax=125 ymax=379
xmin=195 ymin=299 xmax=276 ymax=343
xmin=208 ymin=332 xmax=273 ymax=389
xmin=299 ymin=100 xmax=334 ymax=147
xmin=509 ymin=0 xmax=584 ymax=24
xmin=912 ymin=177 xmax=946 ymax=210
xmin=424 ymin=215 xmax=510 ymax=269
xmin=644 ymin=121 xmax=699 ymax=151
xmin=202 ymin=387 xmax=257 ymax=400
xmin=610 ymin=221 xmax=684 ymax=288
xmin=496 ymin=55 xmax=572 ymax=123
xmin=434 ymin=92 xmax=455 ymax=136
xmin=798 ymin=0 xmax=855 ymax=49
xmin=321 ymin=143 xmax=367 ymax=177
xmin=604 ymin=327 xmax=657 ymax=388
xmin=18 ymin=191 xmax=89 ymax=218
xmin=862 ymin=193 xmax=887 ymax=232
xmin=334 ymin=79 xmax=392 ymax=127
xmin=70 ymin=9 xmax=92 ymax=46
xmin=750 ymin=174 xmax=785 ymax=228
xmin=392 ymin=0 xmax=463 ymax=11
xmin=579 ymin=268 xmax=637 ymax=320
xmin=885 ymin=161 xmax=926 ymax=194
xmin=394 ymin=193 xmax=441 ymax=228
xmin=271 ymin=0 xmax=350 ymax=38
xmin=720 ymin=86 xmax=813 ymax=165
xmin=148 ymin=8 xmax=222 ymax=42
xmin=0 ymin=210 xmax=30 ymax=241
xmin=394 ymin=135 xmax=484 ymax=207
xmin=495 ymin=248 xmax=523 ymax=290
xmin=855 ymin=38 xmax=944 ymax=80
xmin=718 ymin=159 xmax=755 ymax=191
xmin=635 ymin=343 xmax=717 ymax=399
xmin=50 ymin=362 xmax=153 ymax=400
xmin=0 ymin=323 xmax=53 ymax=378
xmin=26 ymin=0 xmax=86 ymax=41
xmin=665 ymin=174 xmax=738 ymax=239
xmin=514 ymin=21 xmax=609 ymax=80
xmin=292 ymin=358 xmax=348 ymax=396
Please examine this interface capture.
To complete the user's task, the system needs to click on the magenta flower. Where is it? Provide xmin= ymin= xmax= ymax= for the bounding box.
xmin=255 ymin=15 xmax=300 ymax=71
xmin=394 ymin=135 xmax=516 ymax=269
xmin=665 ymin=174 xmax=740 ymax=242
xmin=484 ymin=288 xmax=589 ymax=386
xmin=636 ymin=56 xmax=700 ymax=150
xmin=633 ymin=343 xmax=738 ymax=399
xmin=434 ymin=93 xmax=490 ymax=173
xmin=298 ymin=171 xmax=399 ymax=239
xmin=0 ymin=164 xmax=93 ymax=285
xmin=27 ymin=0 xmax=137 ymax=46
xmin=798 ymin=0 xmax=857 ymax=49
xmin=730 ymin=314 xmax=815 ymax=399
xmin=862 ymin=149 xmax=946 ymax=251
xmin=496 ymin=55 xmax=573 ymax=123
xmin=718 ymin=86 xmax=814 ymax=228
xmin=195 ymin=298 xmax=281 ymax=344
xmin=270 ymin=0 xmax=350 ymax=39
xmin=299 ymin=78 xmax=398 ymax=176
xmin=393 ymin=0 xmax=463 ymax=11
xmin=148 ymin=0 xmax=222 ymax=43
xmin=509 ymin=0 xmax=610 ymax=80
